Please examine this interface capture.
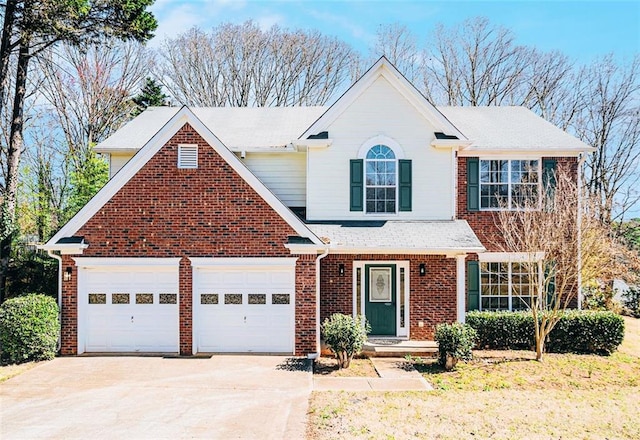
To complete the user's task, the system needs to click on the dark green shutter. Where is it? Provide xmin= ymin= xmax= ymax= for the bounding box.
xmin=350 ymin=159 xmax=363 ymax=211
xmin=545 ymin=263 xmax=556 ymax=309
xmin=398 ymin=159 xmax=412 ymax=212
xmin=467 ymin=158 xmax=479 ymax=211
xmin=467 ymin=260 xmax=480 ymax=311
xmin=542 ymin=158 xmax=557 ymax=194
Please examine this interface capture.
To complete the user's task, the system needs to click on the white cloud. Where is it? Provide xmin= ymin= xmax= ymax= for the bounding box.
xmin=256 ymin=13 xmax=285 ymax=30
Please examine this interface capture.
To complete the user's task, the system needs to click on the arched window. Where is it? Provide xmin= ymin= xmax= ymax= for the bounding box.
xmin=365 ymin=145 xmax=396 ymax=213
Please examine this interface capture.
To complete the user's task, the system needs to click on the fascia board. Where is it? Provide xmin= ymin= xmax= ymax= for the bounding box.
xmin=46 ymin=107 xmax=196 ymax=246
xmin=47 ymin=106 xmax=324 ymax=248
xmin=326 ymin=246 xmax=486 ymax=255
xmin=37 ymin=243 xmax=88 ymax=255
xmin=457 ymin=148 xmax=591 ymax=157
xmin=299 ymin=58 xmax=465 ymax=141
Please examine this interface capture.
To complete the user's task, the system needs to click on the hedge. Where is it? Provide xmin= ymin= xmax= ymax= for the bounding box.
xmin=467 ymin=310 xmax=624 ymax=355
xmin=0 ymin=294 xmax=60 ymax=364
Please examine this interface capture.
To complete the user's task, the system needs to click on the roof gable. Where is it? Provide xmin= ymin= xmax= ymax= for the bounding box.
xmin=46 ymin=106 xmax=322 ymax=248
xmin=299 ymin=56 xmax=466 ymax=140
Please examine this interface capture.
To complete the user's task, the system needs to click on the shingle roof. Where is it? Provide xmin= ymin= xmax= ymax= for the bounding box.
xmin=307 ymin=220 xmax=485 ymax=253
xmin=96 ymin=106 xmax=327 ymax=152
xmin=96 ymin=105 xmax=591 ymax=153
xmin=437 ymin=106 xmax=591 ymax=151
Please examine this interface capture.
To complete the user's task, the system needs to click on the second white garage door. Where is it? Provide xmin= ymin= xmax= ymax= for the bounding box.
xmin=192 ymin=258 xmax=296 ymax=354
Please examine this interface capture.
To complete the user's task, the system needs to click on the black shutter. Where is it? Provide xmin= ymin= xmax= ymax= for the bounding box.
xmin=542 ymin=158 xmax=557 ymax=194
xmin=467 ymin=260 xmax=480 ymax=311
xmin=350 ymin=159 xmax=363 ymax=211
xmin=398 ymin=159 xmax=412 ymax=212
xmin=467 ymin=157 xmax=479 ymax=211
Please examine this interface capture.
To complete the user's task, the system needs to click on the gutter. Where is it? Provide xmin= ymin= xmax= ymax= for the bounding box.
xmin=577 ymin=152 xmax=587 ymax=310
xmin=315 ymin=247 xmax=330 ymax=354
xmin=46 ymin=250 xmax=63 ymax=352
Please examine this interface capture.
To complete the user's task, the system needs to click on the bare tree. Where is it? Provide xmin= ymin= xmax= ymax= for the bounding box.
xmin=424 ymin=17 xmax=530 ymax=106
xmin=573 ymin=55 xmax=640 ymax=225
xmin=156 ymin=21 xmax=355 ymax=107
xmin=370 ymin=23 xmax=423 ymax=84
xmin=37 ymin=41 xmax=151 ymax=171
xmin=496 ymin=166 xmax=636 ymax=361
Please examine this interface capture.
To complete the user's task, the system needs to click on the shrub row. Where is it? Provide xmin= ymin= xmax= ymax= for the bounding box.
xmin=466 ymin=310 xmax=625 ymax=355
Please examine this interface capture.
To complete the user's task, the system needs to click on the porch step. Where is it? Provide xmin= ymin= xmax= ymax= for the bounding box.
xmin=362 ymin=339 xmax=438 ymax=358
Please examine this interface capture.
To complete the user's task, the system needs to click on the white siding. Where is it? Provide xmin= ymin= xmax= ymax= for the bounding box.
xmin=307 ymin=75 xmax=454 ymax=220
xmin=242 ymin=152 xmax=306 ymax=207
xmin=109 ymin=153 xmax=135 ymax=178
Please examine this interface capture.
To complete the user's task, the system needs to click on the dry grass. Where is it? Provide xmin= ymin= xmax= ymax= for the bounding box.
xmin=0 ymin=361 xmax=39 ymax=383
xmin=307 ymin=317 xmax=640 ymax=440
xmin=313 ymin=357 xmax=378 ymax=377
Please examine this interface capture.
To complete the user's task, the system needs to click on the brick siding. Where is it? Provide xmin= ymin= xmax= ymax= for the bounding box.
xmin=60 ymin=123 xmax=316 ymax=355
xmin=320 ymin=254 xmax=457 ymax=340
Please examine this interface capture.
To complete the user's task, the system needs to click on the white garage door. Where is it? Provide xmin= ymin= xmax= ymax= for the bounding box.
xmin=76 ymin=258 xmax=180 ymax=354
xmin=192 ymin=258 xmax=296 ymax=354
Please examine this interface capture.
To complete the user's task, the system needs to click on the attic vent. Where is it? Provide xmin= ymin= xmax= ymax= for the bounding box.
xmin=178 ymin=144 xmax=198 ymax=169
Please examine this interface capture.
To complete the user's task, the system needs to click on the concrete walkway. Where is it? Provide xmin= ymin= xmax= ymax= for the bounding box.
xmin=313 ymin=357 xmax=433 ymax=391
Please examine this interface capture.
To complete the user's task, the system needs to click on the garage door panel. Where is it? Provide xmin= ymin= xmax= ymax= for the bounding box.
xmin=80 ymin=263 xmax=179 ymax=353
xmin=194 ymin=265 xmax=295 ymax=354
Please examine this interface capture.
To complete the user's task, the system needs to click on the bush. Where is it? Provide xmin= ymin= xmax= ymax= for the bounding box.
xmin=434 ymin=322 xmax=477 ymax=370
xmin=622 ymin=286 xmax=640 ymax=318
xmin=0 ymin=294 xmax=59 ymax=364
xmin=547 ymin=310 xmax=624 ymax=355
xmin=466 ymin=311 xmax=534 ymax=350
xmin=321 ymin=313 xmax=370 ymax=369
xmin=582 ymin=285 xmax=622 ymax=314
xmin=466 ymin=310 xmax=625 ymax=355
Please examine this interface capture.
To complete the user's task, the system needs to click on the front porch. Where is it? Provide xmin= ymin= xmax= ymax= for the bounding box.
xmin=362 ymin=338 xmax=438 ymax=358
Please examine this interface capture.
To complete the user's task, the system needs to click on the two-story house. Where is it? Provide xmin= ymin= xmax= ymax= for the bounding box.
xmin=41 ymin=57 xmax=592 ymax=356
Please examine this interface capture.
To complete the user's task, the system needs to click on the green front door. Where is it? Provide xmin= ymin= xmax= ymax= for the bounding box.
xmin=364 ymin=264 xmax=396 ymax=335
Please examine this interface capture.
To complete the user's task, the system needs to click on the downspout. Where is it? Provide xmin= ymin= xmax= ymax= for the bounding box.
xmin=315 ymin=247 xmax=330 ymax=354
xmin=577 ymin=153 xmax=587 ymax=310
xmin=47 ymin=250 xmax=63 ymax=351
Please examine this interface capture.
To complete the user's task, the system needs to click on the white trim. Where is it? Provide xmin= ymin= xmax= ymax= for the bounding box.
xmin=190 ymin=257 xmax=298 ymax=268
xmin=299 ymin=57 xmax=466 ymax=141
xmin=38 ymin=243 xmax=88 ymax=255
xmin=357 ymin=135 xmax=405 ymax=159
xmin=45 ymin=106 xmax=323 ymax=248
xmin=353 ymin=260 xmax=410 ymax=338
xmin=73 ymin=257 xmax=181 ymax=268
xmin=478 ymin=158 xmax=541 ymax=211
xmin=458 ymin=148 xmax=588 ymax=157
xmin=431 ymin=139 xmax=474 ymax=149
xmin=329 ymin=246 xmax=485 ymax=256
xmin=478 ymin=252 xmax=545 ymax=263
xmin=456 ymin=255 xmax=466 ymax=323
xmin=284 ymin=244 xmax=325 ymax=254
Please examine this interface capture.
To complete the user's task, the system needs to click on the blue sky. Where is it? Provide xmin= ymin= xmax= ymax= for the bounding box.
xmin=150 ymin=0 xmax=639 ymax=64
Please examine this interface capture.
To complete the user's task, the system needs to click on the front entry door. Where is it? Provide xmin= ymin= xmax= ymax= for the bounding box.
xmin=365 ymin=264 xmax=396 ymax=335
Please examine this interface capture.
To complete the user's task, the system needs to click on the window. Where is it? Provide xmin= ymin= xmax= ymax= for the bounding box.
xmin=480 ymin=262 xmax=534 ymax=311
xmin=480 ymin=159 xmax=539 ymax=209
xmin=365 ymin=145 xmax=396 ymax=213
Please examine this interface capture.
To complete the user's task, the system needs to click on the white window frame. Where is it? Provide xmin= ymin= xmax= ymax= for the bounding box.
xmin=478 ymin=252 xmax=544 ymax=312
xmin=479 ymin=158 xmax=541 ymax=211
xmin=357 ymin=135 xmax=404 ymax=216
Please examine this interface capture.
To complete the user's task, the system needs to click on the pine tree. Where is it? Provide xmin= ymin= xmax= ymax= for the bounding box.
xmin=132 ymin=77 xmax=168 ymax=116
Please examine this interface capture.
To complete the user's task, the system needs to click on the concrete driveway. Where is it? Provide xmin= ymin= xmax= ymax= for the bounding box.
xmin=0 ymin=355 xmax=311 ymax=439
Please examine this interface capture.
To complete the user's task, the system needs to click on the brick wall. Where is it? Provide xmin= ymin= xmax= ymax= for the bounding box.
xmin=457 ymin=156 xmax=580 ymax=310
xmin=61 ymin=123 xmax=316 ymax=355
xmin=320 ymin=254 xmax=457 ymax=340
xmin=457 ymin=156 xmax=578 ymax=252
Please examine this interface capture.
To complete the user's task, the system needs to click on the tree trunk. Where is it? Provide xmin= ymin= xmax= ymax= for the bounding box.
xmin=0 ymin=0 xmax=17 ymax=116
xmin=0 ymin=35 xmax=30 ymax=303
